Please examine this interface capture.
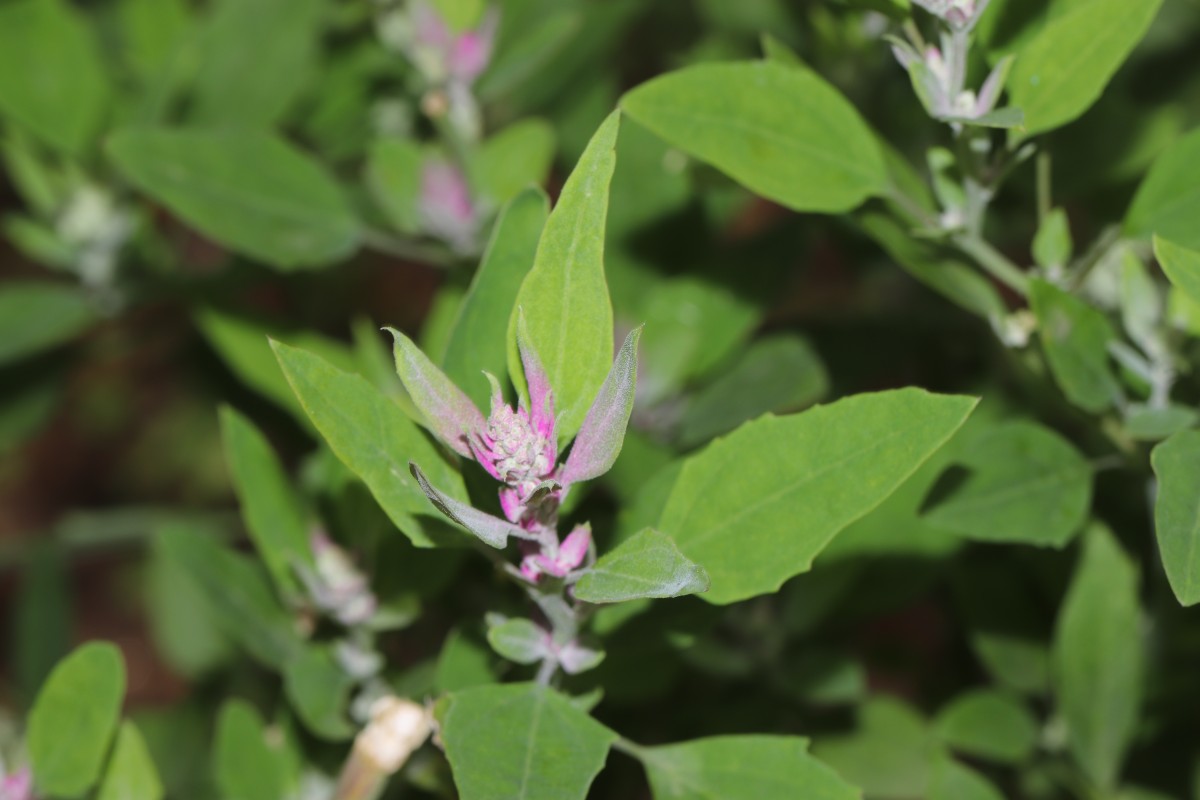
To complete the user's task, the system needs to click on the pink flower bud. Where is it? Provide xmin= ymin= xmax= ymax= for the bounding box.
xmin=470 ymin=374 xmax=557 ymax=500
xmin=419 ymin=159 xmax=477 ymax=252
xmin=0 ymin=768 xmax=32 ymax=800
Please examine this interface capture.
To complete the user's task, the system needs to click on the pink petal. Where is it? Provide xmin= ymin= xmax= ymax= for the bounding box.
xmin=515 ymin=309 xmax=557 ymax=452
xmin=499 ymin=486 xmax=523 ymax=523
xmin=557 ymin=525 xmax=591 ymax=571
xmin=448 ymin=10 xmax=497 ymax=83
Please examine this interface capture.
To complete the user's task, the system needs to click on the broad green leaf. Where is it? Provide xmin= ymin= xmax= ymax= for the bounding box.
xmin=156 ymin=525 xmax=302 ymax=669
xmin=189 ymin=0 xmax=322 ymax=128
xmin=927 ymin=754 xmax=1005 ymax=800
xmin=220 ymin=407 xmax=312 ymax=599
xmin=1127 ymin=130 xmax=1200 ymax=249
xmin=1054 ymin=524 xmax=1143 ymax=790
xmin=678 ymin=334 xmax=829 ymax=448
xmin=1153 ymin=236 xmax=1200 ymax=306
xmin=107 ymin=129 xmax=359 ymax=269
xmin=1008 ymin=0 xmax=1163 ymax=136
xmin=272 ymin=341 xmax=467 ymax=547
xmin=443 ymin=188 xmax=549 ymax=408
xmin=437 ymin=683 xmax=617 ymax=800
xmin=0 ymin=283 xmax=95 ymax=367
xmin=574 ymin=529 xmax=709 ymax=604
xmin=659 ymin=389 xmax=976 ymax=604
xmin=366 ymin=137 xmax=424 ymax=234
xmin=213 ymin=700 xmax=292 ymax=800
xmin=1029 ymin=279 xmax=1121 ymax=413
xmin=509 ymin=111 xmax=619 ymax=440
xmin=637 ymin=735 xmax=859 ymax=800
xmin=283 ymin=646 xmax=354 ymax=741
xmin=1125 ymin=403 xmax=1198 ymax=441
xmin=621 ymin=61 xmax=887 ymax=213
xmin=486 ymin=617 xmax=549 ymax=664
xmin=1151 ymin=430 xmax=1200 ymax=605
xmin=812 ymin=697 xmax=934 ymax=799
xmin=923 ymin=421 xmax=1091 ymax=547
xmin=0 ymin=0 xmax=110 ymax=154
xmin=934 ymin=689 xmax=1038 ymax=764
xmin=28 ymin=642 xmax=125 ymax=798
xmin=472 ymin=120 xmax=556 ymax=205
xmin=145 ymin=532 xmax=233 ymax=678
xmin=97 ymin=722 xmax=163 ymax=800
xmin=435 ymin=629 xmax=496 ymax=693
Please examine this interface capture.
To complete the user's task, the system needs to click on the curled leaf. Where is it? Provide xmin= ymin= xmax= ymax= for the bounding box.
xmin=409 ymin=462 xmax=532 ymax=548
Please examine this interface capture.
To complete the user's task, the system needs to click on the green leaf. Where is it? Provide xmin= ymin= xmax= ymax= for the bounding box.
xmin=28 ymin=642 xmax=126 ymax=798
xmin=97 ymin=722 xmax=163 ymax=800
xmin=0 ymin=282 xmax=95 ymax=367
xmin=435 ymin=628 xmax=496 ymax=693
xmin=934 ymin=689 xmax=1038 ymax=764
xmin=1125 ymin=403 xmax=1198 ymax=441
xmin=1029 ymin=278 xmax=1121 ymax=413
xmin=0 ymin=0 xmax=110 ymax=154
xmin=812 ymin=697 xmax=934 ymax=799
xmin=437 ymin=683 xmax=617 ymax=800
xmin=574 ymin=529 xmax=709 ymax=604
xmin=922 ymin=420 xmax=1092 ymax=547
xmin=145 ymin=531 xmax=233 ymax=678
xmin=1054 ymin=524 xmax=1143 ymax=790
xmin=189 ymin=0 xmax=322 ymax=128
xmin=443 ymin=188 xmax=549 ymax=408
xmin=508 ymin=111 xmax=619 ymax=440
xmin=636 ymin=735 xmax=859 ymax=800
xmin=1153 ymin=236 xmax=1200 ymax=306
xmin=283 ymin=646 xmax=354 ymax=741
xmin=156 ymin=525 xmax=302 ymax=669
xmin=213 ymin=700 xmax=292 ymax=800
xmin=272 ymin=340 xmax=468 ymax=548
xmin=1151 ymin=430 xmax=1200 ymax=605
xmin=486 ymin=617 xmax=549 ymax=664
xmin=1008 ymin=0 xmax=1163 ymax=136
xmin=621 ymin=61 xmax=887 ymax=213
xmin=1127 ymin=130 xmax=1200 ymax=249
xmin=1033 ymin=208 xmax=1073 ymax=271
xmin=677 ymin=334 xmax=829 ymax=448
xmin=366 ymin=137 xmax=424 ymax=234
xmin=659 ymin=389 xmax=976 ymax=604
xmin=107 ymin=128 xmax=359 ymax=269
xmin=117 ymin=0 xmax=192 ymax=81
xmin=472 ymin=119 xmax=556 ymax=205
xmin=927 ymin=754 xmax=1005 ymax=800
xmin=220 ymin=407 xmax=312 ymax=599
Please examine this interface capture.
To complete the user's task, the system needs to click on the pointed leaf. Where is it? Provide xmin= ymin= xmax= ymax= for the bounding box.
xmin=410 ymin=462 xmax=530 ymax=549
xmin=508 ymin=112 xmax=619 ymax=440
xmin=1151 ymin=430 xmax=1200 ymax=605
xmin=1029 ymin=279 xmax=1121 ymax=413
xmin=621 ymin=61 xmax=887 ymax=213
xmin=659 ymin=389 xmax=977 ymax=604
xmin=28 ymin=642 xmax=125 ymax=798
xmin=573 ymin=529 xmax=708 ymax=604
xmin=97 ymin=722 xmax=163 ymax=800
xmin=388 ymin=328 xmax=485 ymax=457
xmin=471 ymin=119 xmax=556 ymax=206
xmin=1054 ymin=524 xmax=1143 ymax=790
xmin=443 ymin=188 xmax=549 ymax=408
xmin=934 ymin=690 xmax=1038 ymax=764
xmin=284 ymin=646 xmax=354 ymax=741
xmin=562 ymin=327 xmax=641 ymax=485
xmin=219 ymin=406 xmax=312 ymax=599
xmin=637 ymin=735 xmax=859 ymax=800
xmin=486 ymin=617 xmax=549 ymax=664
xmin=271 ymin=340 xmax=467 ymax=547
xmin=437 ymin=683 xmax=616 ymax=800
xmin=1153 ymin=236 xmax=1200 ymax=307
xmin=1127 ymin=130 xmax=1200 ymax=249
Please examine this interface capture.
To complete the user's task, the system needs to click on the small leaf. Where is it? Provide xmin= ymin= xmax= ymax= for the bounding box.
xmin=107 ymin=128 xmax=359 ymax=269
xmin=272 ymin=340 xmax=467 ymax=547
xmin=284 ymin=646 xmax=355 ymax=741
xmin=508 ymin=111 xmax=619 ymax=440
xmin=437 ymin=683 xmax=617 ymax=800
xmin=812 ymin=697 xmax=933 ymax=799
xmin=410 ymin=462 xmax=530 ymax=549
xmin=923 ymin=421 xmax=1092 ymax=547
xmin=1153 ymin=236 xmax=1200 ymax=306
xmin=573 ymin=529 xmax=708 ymax=604
xmin=1008 ymin=0 xmax=1163 ymax=137
xmin=97 ymin=722 xmax=163 ymax=800
xmin=561 ymin=327 xmax=642 ymax=485
xmin=213 ymin=700 xmax=293 ymax=800
xmin=660 ymin=389 xmax=976 ymax=604
xmin=486 ymin=617 xmax=550 ymax=664
xmin=934 ymin=689 xmax=1038 ymax=764
xmin=1029 ymin=279 xmax=1121 ymax=413
xmin=927 ymin=753 xmax=1005 ymax=800
xmin=472 ymin=119 xmax=556 ymax=205
xmin=1125 ymin=403 xmax=1198 ymax=442
xmin=443 ymin=188 xmax=549 ymax=409
xmin=0 ymin=282 xmax=95 ymax=367
xmin=621 ymin=61 xmax=887 ymax=213
xmin=1033 ymin=208 xmax=1073 ymax=272
xmin=1151 ymin=430 xmax=1200 ymax=605
xmin=388 ymin=328 xmax=485 ymax=457
xmin=637 ymin=735 xmax=859 ymax=800
xmin=220 ymin=406 xmax=312 ymax=599
xmin=1054 ymin=524 xmax=1144 ymax=790
xmin=28 ymin=642 xmax=126 ymax=798
xmin=1127 ymin=131 xmax=1200 ymax=249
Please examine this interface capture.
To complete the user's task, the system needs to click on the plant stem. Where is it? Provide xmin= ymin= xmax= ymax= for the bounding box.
xmin=952 ymin=232 xmax=1029 ymax=295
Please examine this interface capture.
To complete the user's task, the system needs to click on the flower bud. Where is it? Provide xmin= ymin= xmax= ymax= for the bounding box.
xmin=0 ymin=767 xmax=31 ymax=800
xmin=301 ymin=532 xmax=377 ymax=627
